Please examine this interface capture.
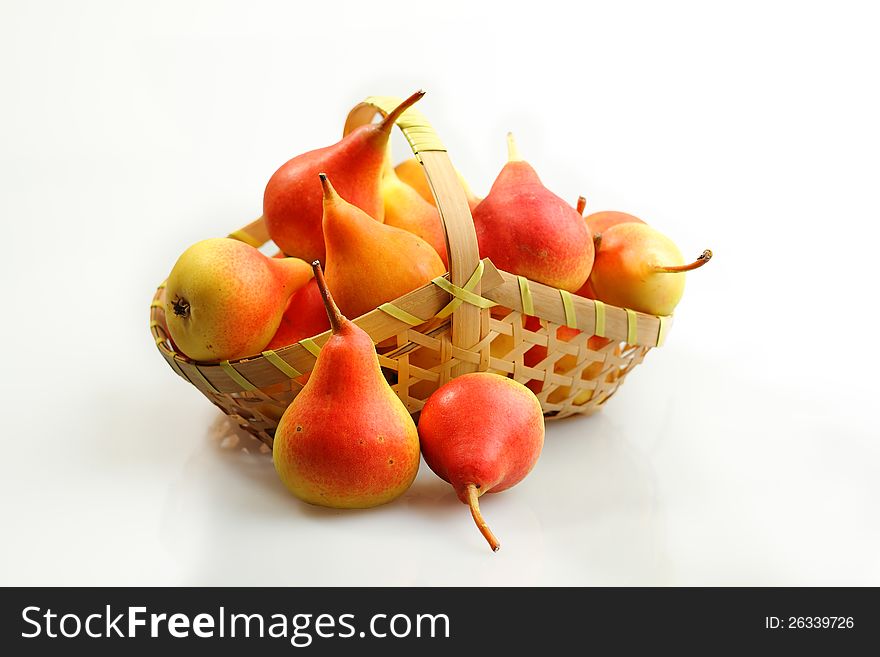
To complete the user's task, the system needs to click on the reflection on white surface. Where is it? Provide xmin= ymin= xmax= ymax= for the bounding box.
xmin=1 ymin=341 xmax=878 ymax=586
xmin=157 ymin=410 xmax=669 ymax=586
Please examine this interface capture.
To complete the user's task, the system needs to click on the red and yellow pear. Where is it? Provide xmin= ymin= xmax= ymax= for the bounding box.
xmin=585 ymin=210 xmax=644 ymax=236
xmin=418 ymin=372 xmax=545 ymax=552
xmin=321 ymin=173 xmax=445 ymax=320
xmin=590 ymin=222 xmax=712 ymax=316
xmin=263 ymin=91 xmax=425 ymax=264
xmin=473 ymin=134 xmax=593 ymax=292
xmin=164 ymin=238 xmax=312 ymax=361
xmin=272 ymin=263 xmax=420 ymax=509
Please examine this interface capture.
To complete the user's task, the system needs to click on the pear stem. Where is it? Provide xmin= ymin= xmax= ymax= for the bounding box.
xmin=654 ymin=249 xmax=713 ymax=273
xmin=465 ymin=483 xmax=500 ymax=552
xmin=318 ymin=172 xmax=337 ymax=201
xmin=311 ymin=260 xmax=344 ymax=333
xmin=576 ymin=196 xmax=587 ymax=215
xmin=506 ymin=132 xmax=522 ymax=162
xmin=379 ymin=90 xmax=426 ymax=133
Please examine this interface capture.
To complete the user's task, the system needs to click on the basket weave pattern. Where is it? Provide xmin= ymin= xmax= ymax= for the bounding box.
xmin=150 ymin=96 xmax=670 ymax=447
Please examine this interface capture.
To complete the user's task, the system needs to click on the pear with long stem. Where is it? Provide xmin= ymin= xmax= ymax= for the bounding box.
xmin=590 ymin=222 xmax=712 ymax=315
xmin=263 ymin=90 xmax=426 ymax=265
xmin=418 ymin=372 xmax=545 ymax=552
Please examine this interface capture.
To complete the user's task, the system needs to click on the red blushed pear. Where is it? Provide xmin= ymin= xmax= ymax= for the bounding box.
xmin=263 ymin=90 xmax=426 ymax=265
xmin=164 ymin=238 xmax=312 ymax=361
xmin=473 ymin=134 xmax=593 ymax=292
xmin=320 ymin=173 xmax=445 ymax=320
xmin=584 ymin=210 xmax=644 ymax=237
xmin=590 ymin=222 xmax=712 ymax=316
xmin=418 ymin=372 xmax=545 ymax=552
xmin=265 ymin=278 xmax=331 ymax=350
xmin=272 ymin=263 xmax=421 ymax=509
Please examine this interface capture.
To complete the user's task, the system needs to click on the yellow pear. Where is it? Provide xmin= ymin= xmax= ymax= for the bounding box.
xmin=382 ymin=159 xmax=449 ymax=268
xmin=395 ymin=157 xmax=482 ymax=213
xmin=164 ymin=238 xmax=312 ymax=361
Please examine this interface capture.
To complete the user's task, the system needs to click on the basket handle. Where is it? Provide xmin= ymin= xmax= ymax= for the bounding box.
xmin=344 ymin=96 xmax=483 ymax=375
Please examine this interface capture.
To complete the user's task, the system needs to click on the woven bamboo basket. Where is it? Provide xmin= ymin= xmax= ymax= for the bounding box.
xmin=150 ymin=96 xmax=673 ymax=448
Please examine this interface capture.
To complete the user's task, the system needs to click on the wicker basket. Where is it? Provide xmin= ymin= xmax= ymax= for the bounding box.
xmin=150 ymin=96 xmax=672 ymax=447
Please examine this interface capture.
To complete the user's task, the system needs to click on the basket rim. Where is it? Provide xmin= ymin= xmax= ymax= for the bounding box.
xmin=150 ymin=257 xmax=671 ymax=396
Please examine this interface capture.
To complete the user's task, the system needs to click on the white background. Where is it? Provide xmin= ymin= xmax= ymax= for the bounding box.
xmin=1 ymin=0 xmax=878 ymax=585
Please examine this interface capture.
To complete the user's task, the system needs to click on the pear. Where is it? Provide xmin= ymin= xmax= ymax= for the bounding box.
xmin=395 ymin=157 xmax=482 ymax=213
xmin=575 ymin=211 xmax=645 ymax=298
xmin=273 ymin=263 xmax=420 ymax=509
xmin=418 ymin=372 xmax=545 ymax=552
xmin=381 ymin=157 xmax=449 ymax=268
xmin=265 ymin=279 xmax=331 ymax=350
xmin=585 ymin=210 xmax=644 ymax=236
xmin=263 ymin=91 xmax=425 ymax=265
xmin=473 ymin=134 xmax=593 ymax=292
xmin=321 ymin=173 xmax=446 ymax=320
xmin=164 ymin=238 xmax=312 ymax=361
xmin=590 ymin=222 xmax=712 ymax=316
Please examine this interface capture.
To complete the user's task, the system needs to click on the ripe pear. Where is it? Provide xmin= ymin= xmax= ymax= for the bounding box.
xmin=381 ymin=158 xmax=449 ymax=268
xmin=585 ymin=210 xmax=644 ymax=236
xmin=575 ymin=211 xmax=644 ymax=298
xmin=164 ymin=238 xmax=312 ymax=361
xmin=321 ymin=173 xmax=446 ymax=319
xmin=473 ymin=134 xmax=593 ymax=292
xmin=273 ymin=263 xmax=420 ymax=508
xmin=418 ymin=372 xmax=545 ymax=552
xmin=590 ymin=222 xmax=712 ymax=316
xmin=264 ymin=91 xmax=425 ymax=265
xmin=266 ymin=279 xmax=331 ymax=350
xmin=395 ymin=157 xmax=482 ymax=213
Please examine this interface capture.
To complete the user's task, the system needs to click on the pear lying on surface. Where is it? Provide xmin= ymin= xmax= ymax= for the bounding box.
xmin=273 ymin=263 xmax=421 ymax=509
xmin=590 ymin=222 xmax=712 ymax=316
xmin=264 ymin=91 xmax=425 ymax=265
xmin=473 ymin=134 xmax=593 ymax=292
xmin=164 ymin=238 xmax=312 ymax=361
xmin=418 ymin=372 xmax=545 ymax=552
xmin=321 ymin=173 xmax=445 ymax=320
